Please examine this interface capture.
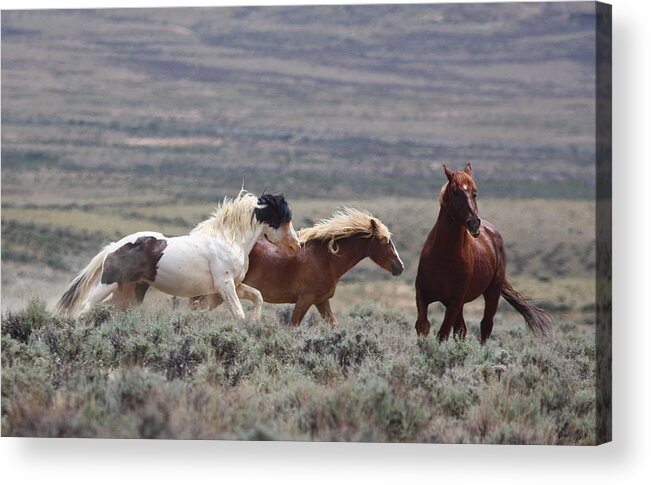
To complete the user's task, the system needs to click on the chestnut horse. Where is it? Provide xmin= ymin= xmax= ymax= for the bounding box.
xmin=193 ymin=208 xmax=404 ymax=325
xmin=415 ymin=163 xmax=551 ymax=344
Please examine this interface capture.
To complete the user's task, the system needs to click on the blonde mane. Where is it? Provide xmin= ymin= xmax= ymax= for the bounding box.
xmin=191 ymin=190 xmax=260 ymax=243
xmin=298 ymin=207 xmax=391 ymax=254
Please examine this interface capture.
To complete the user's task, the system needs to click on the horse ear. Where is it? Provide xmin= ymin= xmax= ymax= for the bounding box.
xmin=443 ymin=164 xmax=453 ymax=182
xmin=464 ymin=162 xmax=473 ymax=176
xmin=370 ymin=219 xmax=378 ymax=234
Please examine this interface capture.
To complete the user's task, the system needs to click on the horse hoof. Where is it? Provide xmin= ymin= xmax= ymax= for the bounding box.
xmin=415 ymin=321 xmax=430 ymax=337
xmin=437 ymin=332 xmax=451 ymax=342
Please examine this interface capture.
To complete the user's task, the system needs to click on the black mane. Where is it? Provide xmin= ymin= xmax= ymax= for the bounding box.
xmin=254 ymin=193 xmax=292 ymax=228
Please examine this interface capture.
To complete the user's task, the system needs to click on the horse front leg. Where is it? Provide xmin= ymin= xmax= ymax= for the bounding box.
xmin=216 ymin=278 xmax=246 ymax=322
xmin=415 ymin=290 xmax=431 ymax=337
xmin=453 ymin=313 xmax=467 ymax=339
xmin=315 ymin=300 xmax=338 ymax=326
xmin=236 ymin=283 xmax=264 ymax=321
xmin=290 ymin=297 xmax=314 ymax=326
xmin=438 ymin=300 xmax=464 ymax=342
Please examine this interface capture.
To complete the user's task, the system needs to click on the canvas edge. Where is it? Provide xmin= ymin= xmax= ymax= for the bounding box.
xmin=595 ymin=0 xmax=612 ymax=446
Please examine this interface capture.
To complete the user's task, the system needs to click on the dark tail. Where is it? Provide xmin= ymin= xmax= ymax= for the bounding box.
xmin=501 ymin=280 xmax=552 ymax=337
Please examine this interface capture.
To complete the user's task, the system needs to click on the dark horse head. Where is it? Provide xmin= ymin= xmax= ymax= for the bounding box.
xmin=440 ymin=163 xmax=481 ymax=238
xmin=255 ymin=193 xmax=300 ymax=255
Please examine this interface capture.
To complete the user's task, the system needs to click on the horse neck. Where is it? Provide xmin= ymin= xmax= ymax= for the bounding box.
xmin=325 ymin=237 xmax=370 ymax=278
xmin=433 ymin=206 xmax=470 ymax=254
xmin=242 ymin=224 xmax=265 ymax=255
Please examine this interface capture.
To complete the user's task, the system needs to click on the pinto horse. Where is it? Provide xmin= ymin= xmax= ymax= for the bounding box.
xmin=192 ymin=208 xmax=404 ymax=325
xmin=415 ymin=164 xmax=551 ymax=344
xmin=55 ymin=191 xmax=300 ymax=321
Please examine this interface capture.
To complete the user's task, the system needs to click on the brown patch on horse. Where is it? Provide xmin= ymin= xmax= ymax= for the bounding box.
xmin=101 ymin=236 xmax=167 ymax=285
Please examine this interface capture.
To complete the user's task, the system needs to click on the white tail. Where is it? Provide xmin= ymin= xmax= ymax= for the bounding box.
xmin=55 ymin=244 xmax=112 ymax=317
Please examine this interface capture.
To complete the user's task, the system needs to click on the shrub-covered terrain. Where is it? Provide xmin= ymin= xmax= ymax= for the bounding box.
xmin=2 ymin=300 xmax=595 ymax=443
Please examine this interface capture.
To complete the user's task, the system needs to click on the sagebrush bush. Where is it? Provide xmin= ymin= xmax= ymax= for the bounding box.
xmin=1 ymin=303 xmax=597 ymax=444
xmin=1 ymin=298 xmax=50 ymax=343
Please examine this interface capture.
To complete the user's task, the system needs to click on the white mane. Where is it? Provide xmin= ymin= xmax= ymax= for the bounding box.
xmin=191 ymin=190 xmax=261 ymax=243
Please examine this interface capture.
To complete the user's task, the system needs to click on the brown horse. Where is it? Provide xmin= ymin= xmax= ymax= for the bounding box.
xmin=193 ymin=208 xmax=404 ymax=325
xmin=415 ymin=163 xmax=551 ymax=344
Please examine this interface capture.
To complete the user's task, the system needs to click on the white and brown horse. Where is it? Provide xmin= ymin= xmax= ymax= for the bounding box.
xmin=55 ymin=191 xmax=300 ymax=321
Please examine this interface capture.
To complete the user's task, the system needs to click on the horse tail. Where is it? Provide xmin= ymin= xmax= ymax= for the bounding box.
xmin=55 ymin=244 xmax=112 ymax=317
xmin=501 ymin=280 xmax=552 ymax=337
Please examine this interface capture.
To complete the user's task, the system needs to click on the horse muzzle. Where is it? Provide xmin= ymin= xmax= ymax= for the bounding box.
xmin=467 ymin=218 xmax=481 ymax=238
xmin=391 ymin=260 xmax=404 ymax=276
xmin=266 ymin=222 xmax=301 ymax=256
xmin=282 ymin=239 xmax=301 ymax=256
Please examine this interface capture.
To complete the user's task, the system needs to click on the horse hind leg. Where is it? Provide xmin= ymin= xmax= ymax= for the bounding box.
xmin=110 ymin=282 xmax=149 ymax=311
xmin=204 ymin=293 xmax=224 ymax=310
xmin=480 ymin=282 xmax=502 ymax=345
xmin=190 ymin=294 xmax=223 ymax=311
xmin=79 ymin=282 xmax=118 ymax=315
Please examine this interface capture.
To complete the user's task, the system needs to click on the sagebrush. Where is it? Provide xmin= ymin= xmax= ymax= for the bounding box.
xmin=1 ymin=300 xmax=595 ymax=443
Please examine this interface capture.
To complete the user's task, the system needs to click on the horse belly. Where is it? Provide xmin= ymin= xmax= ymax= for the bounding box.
xmin=417 ymin=259 xmax=468 ymax=305
xmin=152 ymin=243 xmax=216 ymax=297
xmin=243 ymin=271 xmax=297 ymax=304
xmin=463 ymin=285 xmax=488 ymax=304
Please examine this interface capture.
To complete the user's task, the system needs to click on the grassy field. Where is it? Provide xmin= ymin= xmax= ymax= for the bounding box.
xmin=1 ymin=300 xmax=595 ymax=443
